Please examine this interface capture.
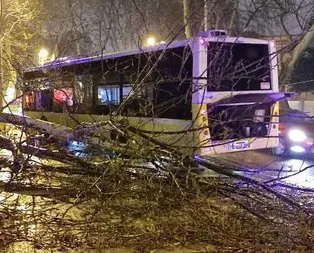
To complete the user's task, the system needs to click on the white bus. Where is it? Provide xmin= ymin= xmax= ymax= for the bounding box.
xmin=23 ymin=30 xmax=286 ymax=156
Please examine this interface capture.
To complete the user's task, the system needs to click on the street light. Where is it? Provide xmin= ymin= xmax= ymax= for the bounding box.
xmin=38 ymin=48 xmax=49 ymax=65
xmin=146 ymin=36 xmax=156 ymax=47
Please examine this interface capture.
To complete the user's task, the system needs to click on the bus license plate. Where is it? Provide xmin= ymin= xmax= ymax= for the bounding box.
xmin=229 ymin=141 xmax=250 ymax=150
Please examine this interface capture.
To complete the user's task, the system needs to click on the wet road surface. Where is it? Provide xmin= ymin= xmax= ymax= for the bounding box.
xmin=219 ymin=150 xmax=314 ymax=189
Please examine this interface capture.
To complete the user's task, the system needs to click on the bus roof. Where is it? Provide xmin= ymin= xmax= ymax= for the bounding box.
xmin=25 ymin=35 xmax=271 ymax=73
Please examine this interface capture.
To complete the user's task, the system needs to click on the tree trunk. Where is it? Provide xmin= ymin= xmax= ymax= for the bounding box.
xmin=204 ymin=0 xmax=208 ymax=31
xmin=280 ymin=23 xmax=314 ymax=84
xmin=183 ymin=0 xmax=192 ymax=38
xmin=0 ymin=41 xmax=3 ymax=111
xmin=228 ymin=0 xmax=240 ymax=34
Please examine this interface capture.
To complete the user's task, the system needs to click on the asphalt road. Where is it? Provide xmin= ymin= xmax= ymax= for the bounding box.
xmin=218 ymin=149 xmax=314 ymax=189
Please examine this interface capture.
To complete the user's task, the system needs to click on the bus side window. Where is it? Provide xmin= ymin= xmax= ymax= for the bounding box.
xmin=74 ymin=75 xmax=93 ymax=113
xmin=120 ymin=84 xmax=139 ymax=116
xmin=122 ymin=84 xmax=133 ymax=100
xmin=153 ymin=81 xmax=192 ymax=120
xmin=24 ymin=92 xmax=35 ymax=111
xmin=119 ymin=83 xmax=154 ymax=117
xmin=97 ymin=85 xmax=120 ymax=105
xmin=93 ymin=85 xmax=120 ymax=115
xmin=35 ymin=90 xmax=53 ymax=111
xmin=53 ymin=88 xmax=74 ymax=113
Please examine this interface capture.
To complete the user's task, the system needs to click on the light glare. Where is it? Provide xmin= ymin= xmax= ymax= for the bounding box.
xmin=290 ymin=145 xmax=306 ymax=153
xmin=288 ymin=129 xmax=307 ymax=142
xmin=38 ymin=48 xmax=49 ymax=65
xmin=38 ymin=48 xmax=48 ymax=58
xmin=5 ymin=87 xmax=15 ymax=102
xmin=0 ymin=168 xmax=11 ymax=183
xmin=147 ymin=37 xmax=156 ymax=46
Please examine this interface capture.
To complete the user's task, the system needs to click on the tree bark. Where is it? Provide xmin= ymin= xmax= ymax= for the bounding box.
xmin=280 ymin=23 xmax=314 ymax=84
xmin=183 ymin=0 xmax=192 ymax=38
xmin=228 ymin=0 xmax=240 ymax=34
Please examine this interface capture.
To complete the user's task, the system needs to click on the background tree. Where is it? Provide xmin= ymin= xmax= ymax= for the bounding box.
xmin=238 ymin=0 xmax=314 ymax=86
xmin=41 ymin=0 xmax=185 ymax=57
xmin=289 ymin=41 xmax=314 ymax=91
xmin=0 ymin=0 xmax=44 ymax=110
xmin=280 ymin=21 xmax=314 ymax=87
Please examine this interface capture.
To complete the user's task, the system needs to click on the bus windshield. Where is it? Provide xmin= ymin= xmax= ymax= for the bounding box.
xmin=207 ymin=42 xmax=271 ymax=91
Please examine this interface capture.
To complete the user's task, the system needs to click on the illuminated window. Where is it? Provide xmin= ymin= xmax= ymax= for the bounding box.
xmin=97 ymin=85 xmax=120 ymax=105
xmin=122 ymin=84 xmax=134 ymax=99
xmin=24 ymin=92 xmax=35 ymax=110
xmin=54 ymin=88 xmax=73 ymax=104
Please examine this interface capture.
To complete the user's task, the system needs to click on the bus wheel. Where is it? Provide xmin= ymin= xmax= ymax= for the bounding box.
xmin=271 ymin=138 xmax=286 ymax=156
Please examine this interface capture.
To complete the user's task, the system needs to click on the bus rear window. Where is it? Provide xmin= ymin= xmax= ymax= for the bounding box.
xmin=207 ymin=42 xmax=271 ymax=91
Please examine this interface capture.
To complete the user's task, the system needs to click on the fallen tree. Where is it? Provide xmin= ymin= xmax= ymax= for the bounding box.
xmin=0 ymin=113 xmax=313 ymax=252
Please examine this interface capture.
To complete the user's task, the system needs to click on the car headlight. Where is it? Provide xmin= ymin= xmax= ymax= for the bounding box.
xmin=290 ymin=145 xmax=306 ymax=153
xmin=288 ymin=129 xmax=307 ymax=142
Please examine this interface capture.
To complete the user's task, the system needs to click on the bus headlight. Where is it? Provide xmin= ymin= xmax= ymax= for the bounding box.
xmin=288 ymin=129 xmax=307 ymax=142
